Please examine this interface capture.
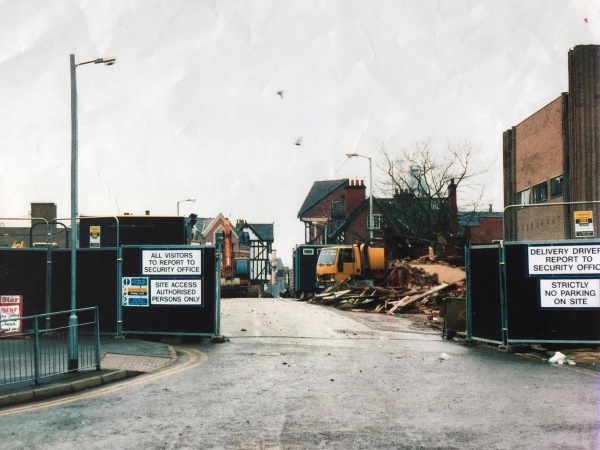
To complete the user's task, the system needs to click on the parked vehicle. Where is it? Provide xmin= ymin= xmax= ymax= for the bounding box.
xmin=293 ymin=244 xmax=332 ymax=298
xmin=316 ymin=241 xmax=386 ymax=291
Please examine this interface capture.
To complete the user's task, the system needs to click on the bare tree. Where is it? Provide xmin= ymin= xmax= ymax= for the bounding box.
xmin=378 ymin=140 xmax=489 ymax=242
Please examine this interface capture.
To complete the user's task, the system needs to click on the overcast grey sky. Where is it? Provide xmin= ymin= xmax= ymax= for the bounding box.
xmin=0 ymin=0 xmax=597 ymax=265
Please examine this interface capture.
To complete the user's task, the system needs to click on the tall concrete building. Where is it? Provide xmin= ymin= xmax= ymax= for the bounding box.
xmin=503 ymin=45 xmax=600 ymax=241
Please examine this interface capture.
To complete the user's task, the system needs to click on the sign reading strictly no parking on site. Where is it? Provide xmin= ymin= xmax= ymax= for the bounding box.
xmin=539 ymin=279 xmax=600 ymax=308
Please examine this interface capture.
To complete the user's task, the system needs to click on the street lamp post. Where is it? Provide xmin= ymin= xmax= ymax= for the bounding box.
xmin=346 ymin=153 xmax=373 ymax=240
xmin=177 ymin=198 xmax=196 ymax=216
xmin=69 ymin=54 xmax=116 ymax=371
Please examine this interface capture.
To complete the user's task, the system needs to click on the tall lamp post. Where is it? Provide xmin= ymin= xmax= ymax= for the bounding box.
xmin=177 ymin=198 xmax=196 ymax=216
xmin=345 ymin=153 xmax=373 ymax=240
xmin=69 ymin=54 xmax=116 ymax=371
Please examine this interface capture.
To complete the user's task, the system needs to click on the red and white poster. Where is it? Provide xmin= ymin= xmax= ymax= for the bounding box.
xmin=0 ymin=295 xmax=22 ymax=335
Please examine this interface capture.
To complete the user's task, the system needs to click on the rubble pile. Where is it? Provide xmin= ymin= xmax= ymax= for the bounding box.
xmin=309 ymin=261 xmax=465 ymax=317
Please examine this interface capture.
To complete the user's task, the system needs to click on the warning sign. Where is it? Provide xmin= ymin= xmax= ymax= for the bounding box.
xmin=540 ymin=279 xmax=600 ymax=308
xmin=90 ymin=225 xmax=101 ymax=248
xmin=122 ymin=277 xmax=149 ymax=307
xmin=574 ymin=211 xmax=594 ymax=238
xmin=151 ymin=279 xmax=202 ymax=306
xmin=0 ymin=295 xmax=22 ymax=334
xmin=142 ymin=250 xmax=202 ymax=275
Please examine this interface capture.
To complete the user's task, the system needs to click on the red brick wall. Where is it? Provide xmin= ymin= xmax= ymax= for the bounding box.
xmin=513 ymin=96 xmax=568 ymax=240
xmin=514 ymin=96 xmax=565 ymax=193
xmin=343 ymin=207 xmax=369 ymax=244
xmin=303 ymin=185 xmax=346 ymax=221
xmin=467 ymin=217 xmax=503 ymax=244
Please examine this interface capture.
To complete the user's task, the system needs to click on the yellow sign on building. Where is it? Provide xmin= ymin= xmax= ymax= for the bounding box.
xmin=574 ymin=211 xmax=594 ymax=238
xmin=90 ymin=226 xmax=101 ymax=248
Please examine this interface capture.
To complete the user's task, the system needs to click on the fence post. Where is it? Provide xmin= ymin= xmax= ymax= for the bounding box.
xmin=94 ymin=307 xmax=101 ymax=370
xmin=33 ymin=316 xmax=41 ymax=385
xmin=45 ymin=221 xmax=53 ymax=330
xmin=499 ymin=244 xmax=509 ymax=346
xmin=116 ymin=245 xmax=123 ymax=337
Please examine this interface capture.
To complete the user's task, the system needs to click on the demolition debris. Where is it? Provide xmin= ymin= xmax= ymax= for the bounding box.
xmin=309 ymin=260 xmax=465 ymax=319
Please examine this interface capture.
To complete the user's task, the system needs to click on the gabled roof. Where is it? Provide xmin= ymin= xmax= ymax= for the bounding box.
xmin=194 ymin=217 xmax=214 ymax=234
xmin=239 ymin=223 xmax=274 ymax=242
xmin=298 ymin=179 xmax=347 ymax=219
xmin=457 ymin=211 xmax=503 ymax=227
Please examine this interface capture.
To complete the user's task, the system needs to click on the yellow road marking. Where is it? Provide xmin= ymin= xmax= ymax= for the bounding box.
xmin=0 ymin=347 xmax=208 ymax=416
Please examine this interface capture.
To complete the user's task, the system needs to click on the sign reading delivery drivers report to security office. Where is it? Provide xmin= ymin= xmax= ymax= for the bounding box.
xmin=528 ymin=245 xmax=600 ymax=275
xmin=142 ymin=250 xmax=202 ymax=275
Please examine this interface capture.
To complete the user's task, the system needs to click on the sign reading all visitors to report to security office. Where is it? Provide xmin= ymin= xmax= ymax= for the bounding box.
xmin=142 ymin=250 xmax=202 ymax=275
xmin=151 ymin=280 xmax=202 ymax=305
xmin=528 ymin=245 xmax=600 ymax=275
xmin=574 ymin=210 xmax=594 ymax=238
xmin=539 ymin=279 xmax=600 ymax=308
xmin=122 ymin=277 xmax=149 ymax=307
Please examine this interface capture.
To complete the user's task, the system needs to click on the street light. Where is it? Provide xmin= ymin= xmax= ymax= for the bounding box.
xmin=69 ymin=54 xmax=116 ymax=371
xmin=177 ymin=198 xmax=196 ymax=216
xmin=346 ymin=153 xmax=373 ymax=240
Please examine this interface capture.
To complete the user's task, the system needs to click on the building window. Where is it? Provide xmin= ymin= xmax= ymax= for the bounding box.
xmin=533 ymin=182 xmax=548 ymax=203
xmin=517 ymin=189 xmax=531 ymax=205
xmin=367 ymin=214 xmax=384 ymax=230
xmin=550 ymin=176 xmax=563 ymax=198
xmin=339 ymin=248 xmax=354 ymax=263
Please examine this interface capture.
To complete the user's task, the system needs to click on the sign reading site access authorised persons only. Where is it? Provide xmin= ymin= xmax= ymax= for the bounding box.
xmin=540 ymin=279 xmax=600 ymax=308
xmin=151 ymin=279 xmax=202 ymax=305
xmin=142 ymin=250 xmax=202 ymax=275
xmin=528 ymin=245 xmax=600 ymax=275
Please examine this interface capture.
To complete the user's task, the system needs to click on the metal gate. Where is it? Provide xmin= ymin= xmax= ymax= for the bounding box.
xmin=465 ymin=244 xmax=504 ymax=344
xmin=467 ymin=240 xmax=600 ymax=346
xmin=0 ymin=245 xmax=218 ymax=338
xmin=120 ymin=245 xmax=218 ymax=337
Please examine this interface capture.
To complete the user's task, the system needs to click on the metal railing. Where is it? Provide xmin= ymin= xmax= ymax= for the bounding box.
xmin=0 ymin=307 xmax=100 ymax=387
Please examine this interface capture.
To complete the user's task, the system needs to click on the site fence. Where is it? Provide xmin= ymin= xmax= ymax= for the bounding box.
xmin=0 ymin=307 xmax=100 ymax=387
xmin=465 ymin=199 xmax=600 ymax=346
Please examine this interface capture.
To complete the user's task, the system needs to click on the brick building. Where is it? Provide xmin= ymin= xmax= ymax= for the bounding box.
xmin=503 ymin=45 xmax=600 ymax=240
xmin=458 ymin=210 xmax=504 ymax=245
xmin=299 ymin=177 xmax=501 ymax=256
xmin=195 ymin=213 xmax=251 ymax=261
xmin=298 ymin=179 xmax=380 ymax=244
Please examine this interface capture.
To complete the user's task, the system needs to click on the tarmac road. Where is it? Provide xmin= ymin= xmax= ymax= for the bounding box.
xmin=1 ymin=297 xmax=599 ymax=449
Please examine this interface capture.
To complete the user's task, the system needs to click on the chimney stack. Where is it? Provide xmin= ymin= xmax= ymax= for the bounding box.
xmin=448 ymin=178 xmax=458 ymax=233
xmin=344 ymin=178 xmax=366 ymax=218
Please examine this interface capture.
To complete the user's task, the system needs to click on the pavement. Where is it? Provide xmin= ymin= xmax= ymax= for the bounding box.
xmin=0 ymin=336 xmax=178 ymax=409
